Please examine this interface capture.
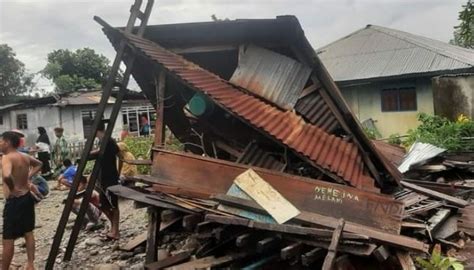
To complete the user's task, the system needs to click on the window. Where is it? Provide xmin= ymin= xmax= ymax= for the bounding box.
xmin=381 ymin=87 xmax=417 ymax=112
xmin=16 ymin=114 xmax=28 ymax=129
xmin=0 ymin=115 xmax=3 ymax=125
xmin=81 ymin=110 xmax=97 ymax=138
xmin=122 ymin=105 xmax=156 ymax=136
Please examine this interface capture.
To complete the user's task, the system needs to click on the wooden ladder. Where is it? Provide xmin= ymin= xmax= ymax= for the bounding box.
xmin=46 ymin=1 xmax=155 ymax=268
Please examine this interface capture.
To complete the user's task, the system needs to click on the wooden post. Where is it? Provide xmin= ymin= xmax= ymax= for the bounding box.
xmin=146 ymin=207 xmax=161 ymax=264
xmin=154 ymin=70 xmax=166 ymax=147
xmin=322 ymin=219 xmax=345 ymax=270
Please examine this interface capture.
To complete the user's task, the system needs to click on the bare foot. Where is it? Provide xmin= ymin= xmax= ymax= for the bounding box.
xmin=105 ymin=232 xmax=119 ymax=240
xmin=25 ymin=262 xmax=35 ymax=270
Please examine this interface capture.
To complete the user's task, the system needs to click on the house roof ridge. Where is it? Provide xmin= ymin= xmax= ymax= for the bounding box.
xmin=368 ymin=25 xmax=474 ymax=67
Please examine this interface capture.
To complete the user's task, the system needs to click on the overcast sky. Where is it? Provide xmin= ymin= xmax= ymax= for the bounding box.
xmin=0 ymin=0 xmax=467 ymax=91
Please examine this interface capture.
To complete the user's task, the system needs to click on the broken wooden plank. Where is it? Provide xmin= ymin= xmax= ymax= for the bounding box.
xmin=236 ymin=233 xmax=262 ymax=248
xmin=146 ymin=207 xmax=161 ymax=264
xmin=148 ymin=149 xmax=404 ymax=233
xmin=322 ymin=219 xmax=344 ymax=270
xmin=165 ymin=252 xmax=251 ymax=270
xmin=160 ymin=217 xmax=182 ymax=232
xmin=427 ymin=209 xmax=451 ymax=233
xmin=122 ymin=159 xmax=152 ymax=165
xmin=161 ymin=210 xmax=180 ymax=222
xmin=401 ymin=181 xmax=469 ymax=207
xmin=205 ymin=214 xmax=368 ymax=241
xmin=121 ymin=232 xmax=147 ymax=251
xmin=396 ymin=251 xmax=416 ymax=270
xmin=434 ymin=216 xmax=458 ymax=240
xmin=281 ymin=242 xmax=304 ymax=260
xmin=234 ymin=169 xmax=300 ymax=224
xmin=145 ymin=251 xmax=191 ymax=270
xmin=213 ymin=194 xmax=429 ymax=253
xmin=257 ymin=237 xmax=280 ymax=253
xmin=284 ymin=235 xmax=377 ymax=257
xmin=373 ymin=245 xmax=391 ymax=262
xmin=182 ymin=214 xmax=203 ymax=231
xmin=108 ymin=185 xmax=195 ymax=214
xmin=302 ymin=248 xmax=325 ymax=266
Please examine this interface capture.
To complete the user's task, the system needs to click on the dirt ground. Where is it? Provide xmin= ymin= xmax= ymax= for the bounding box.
xmin=0 ymin=186 xmax=148 ymax=269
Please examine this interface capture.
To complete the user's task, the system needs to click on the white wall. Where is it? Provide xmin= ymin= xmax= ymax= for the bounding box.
xmin=1 ymin=106 xmax=61 ymax=146
xmin=0 ymin=104 xmax=124 ymax=147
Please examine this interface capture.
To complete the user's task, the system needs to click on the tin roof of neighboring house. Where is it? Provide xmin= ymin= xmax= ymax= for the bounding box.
xmin=317 ymin=25 xmax=474 ymax=83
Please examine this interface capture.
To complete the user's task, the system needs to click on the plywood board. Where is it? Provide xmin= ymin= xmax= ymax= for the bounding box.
xmin=217 ymin=184 xmax=276 ymax=224
xmin=234 ymin=169 xmax=300 ymax=224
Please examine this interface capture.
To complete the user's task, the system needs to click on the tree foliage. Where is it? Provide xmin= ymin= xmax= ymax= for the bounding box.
xmin=405 ymin=113 xmax=474 ymax=151
xmin=451 ymin=0 xmax=474 ymax=48
xmin=0 ymin=44 xmax=35 ymax=98
xmin=42 ymin=48 xmax=111 ymax=93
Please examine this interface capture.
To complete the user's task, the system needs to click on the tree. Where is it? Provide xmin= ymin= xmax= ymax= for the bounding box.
xmin=451 ymin=0 xmax=474 ymax=48
xmin=42 ymin=48 xmax=111 ymax=93
xmin=0 ymin=44 xmax=35 ymax=98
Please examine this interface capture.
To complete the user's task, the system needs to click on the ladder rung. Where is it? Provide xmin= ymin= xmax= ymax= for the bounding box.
xmin=137 ymin=11 xmax=145 ymax=20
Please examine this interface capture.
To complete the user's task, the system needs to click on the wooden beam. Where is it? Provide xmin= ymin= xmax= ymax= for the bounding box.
xmin=396 ymin=251 xmax=416 ymax=270
xmin=108 ymin=185 xmax=195 ymax=214
xmin=146 ymin=207 xmax=161 ymax=264
xmin=167 ymin=252 xmax=251 ymax=270
xmin=236 ymin=233 xmax=259 ymax=248
xmin=149 ymin=149 xmax=404 ymax=233
xmin=154 ymin=70 xmax=166 ymax=147
xmin=401 ymin=181 xmax=469 ymax=207
xmin=212 ymin=194 xmax=428 ymax=253
xmin=373 ymin=245 xmax=391 ymax=262
xmin=302 ymin=248 xmax=325 ymax=266
xmin=281 ymin=242 xmax=304 ymax=260
xmin=121 ymin=232 xmax=147 ymax=251
xmin=322 ymin=219 xmax=345 ymax=270
xmin=205 ymin=214 xmax=368 ymax=241
xmin=182 ymin=214 xmax=203 ymax=231
xmin=145 ymin=251 xmax=191 ymax=270
xmin=257 ymin=237 xmax=280 ymax=253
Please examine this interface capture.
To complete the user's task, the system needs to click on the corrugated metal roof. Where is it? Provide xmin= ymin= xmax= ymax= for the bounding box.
xmin=318 ymin=25 xmax=474 ymax=82
xmin=229 ymin=45 xmax=311 ymax=110
xmin=56 ymin=91 xmax=115 ymax=106
xmin=115 ymin=30 xmax=375 ymax=188
xmin=398 ymin=142 xmax=446 ymax=173
xmin=294 ymin=90 xmax=340 ymax=132
xmin=0 ymin=103 xmax=21 ymax=112
xmin=372 ymin=140 xmax=406 ymax=167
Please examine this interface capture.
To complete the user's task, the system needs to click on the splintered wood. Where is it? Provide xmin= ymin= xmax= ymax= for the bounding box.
xmin=234 ymin=169 xmax=300 ymax=224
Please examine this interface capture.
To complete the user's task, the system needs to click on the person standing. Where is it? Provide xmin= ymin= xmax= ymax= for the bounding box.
xmin=1 ymin=131 xmax=43 ymax=270
xmin=52 ymin=127 xmax=70 ymax=176
xmin=35 ymin=127 xmax=52 ymax=176
xmin=90 ymin=121 xmax=120 ymax=240
xmin=139 ymin=114 xmax=150 ymax=137
xmin=117 ymin=142 xmax=138 ymax=186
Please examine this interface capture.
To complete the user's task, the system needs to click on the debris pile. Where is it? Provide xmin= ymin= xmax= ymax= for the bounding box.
xmin=49 ymin=1 xmax=474 ymax=268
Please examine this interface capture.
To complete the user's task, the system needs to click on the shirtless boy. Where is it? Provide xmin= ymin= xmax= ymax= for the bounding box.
xmin=1 ymin=131 xmax=42 ymax=270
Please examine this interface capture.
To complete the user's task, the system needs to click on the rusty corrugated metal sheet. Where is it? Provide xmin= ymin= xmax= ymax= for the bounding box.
xmin=458 ymin=204 xmax=474 ymax=236
xmin=111 ymin=31 xmax=375 ymax=188
xmin=237 ymin=142 xmax=286 ymax=171
xmin=372 ymin=140 xmax=406 ymax=167
xmin=294 ymin=90 xmax=340 ymax=132
xmin=229 ymin=45 xmax=311 ymax=110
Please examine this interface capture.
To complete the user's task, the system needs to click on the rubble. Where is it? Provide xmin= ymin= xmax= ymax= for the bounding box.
xmin=45 ymin=0 xmax=473 ymax=269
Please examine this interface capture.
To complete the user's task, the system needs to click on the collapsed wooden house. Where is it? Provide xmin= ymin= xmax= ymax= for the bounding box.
xmin=46 ymin=1 xmax=472 ymax=269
